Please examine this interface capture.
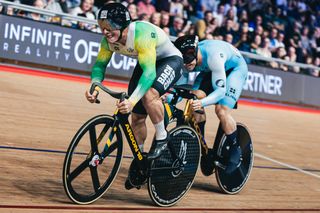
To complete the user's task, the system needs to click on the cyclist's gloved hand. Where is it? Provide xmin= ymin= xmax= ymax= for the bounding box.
xmin=190 ymin=99 xmax=203 ymax=111
xmin=85 ymin=86 xmax=99 ymax=103
xmin=116 ymin=98 xmax=133 ymax=114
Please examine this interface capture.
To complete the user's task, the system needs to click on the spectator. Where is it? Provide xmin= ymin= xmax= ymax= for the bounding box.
xmin=276 ymin=0 xmax=287 ymax=11
xmin=45 ymin=0 xmax=66 ymax=23
xmin=263 ymin=5 xmax=274 ymax=29
xmin=277 ymin=32 xmax=286 ymax=48
xmin=45 ymin=0 xmax=64 ymax=14
xmin=137 ymin=0 xmax=156 ymax=19
xmin=169 ymin=0 xmax=184 ymax=18
xmin=248 ymin=0 xmax=266 ymax=14
xmin=269 ymin=28 xmax=279 ymax=53
xmin=304 ymin=55 xmax=314 ymax=73
xmin=238 ymin=22 xmax=253 ymax=41
xmin=256 ymin=38 xmax=272 ymax=65
xmin=270 ymin=47 xmax=288 ymax=71
xmin=163 ymin=27 xmax=170 ymax=35
xmin=150 ymin=12 xmax=161 ymax=26
xmin=310 ymin=27 xmax=320 ymax=57
xmin=254 ymin=25 xmax=264 ymax=37
xmin=202 ymin=10 xmax=218 ymax=34
xmin=224 ymin=0 xmax=237 ymax=17
xmin=249 ymin=15 xmax=263 ymax=32
xmin=69 ymin=0 xmax=95 ymax=20
xmin=138 ymin=13 xmax=149 ymax=21
xmin=25 ymin=0 xmax=48 ymax=22
xmin=235 ymin=33 xmax=251 ymax=53
xmin=66 ymin=0 xmax=81 ymax=9
xmin=300 ymin=26 xmax=311 ymax=54
xmin=160 ymin=11 xmax=170 ymax=28
xmin=225 ymin=6 xmax=238 ymax=25
xmin=239 ymin=9 xmax=249 ymax=24
xmin=288 ymin=21 xmax=302 ymax=48
xmin=59 ymin=0 xmax=68 ymax=13
xmin=286 ymin=46 xmax=300 ymax=73
xmin=182 ymin=0 xmax=196 ymax=21
xmin=69 ymin=0 xmax=95 ymax=31
xmin=218 ymin=19 xmax=236 ymax=38
xmin=127 ymin=3 xmax=138 ymax=21
xmin=5 ymin=5 xmax=15 ymax=16
xmin=205 ymin=32 xmax=214 ymax=40
xmin=212 ymin=3 xmax=224 ymax=27
xmin=169 ymin=16 xmax=184 ymax=36
xmin=201 ymin=0 xmax=219 ymax=13
xmin=310 ymin=57 xmax=320 ymax=77
xmin=224 ymin=33 xmax=233 ymax=44
xmin=272 ymin=7 xmax=287 ymax=31
xmin=195 ymin=18 xmax=206 ymax=40
xmin=297 ymin=0 xmax=307 ymax=13
xmin=154 ymin=0 xmax=170 ymax=13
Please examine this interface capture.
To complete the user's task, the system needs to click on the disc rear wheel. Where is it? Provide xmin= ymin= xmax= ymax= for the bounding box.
xmin=148 ymin=125 xmax=200 ymax=206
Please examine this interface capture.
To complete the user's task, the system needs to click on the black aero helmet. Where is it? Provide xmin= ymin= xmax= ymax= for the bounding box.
xmin=174 ymin=35 xmax=199 ymax=64
xmin=97 ymin=3 xmax=131 ymax=31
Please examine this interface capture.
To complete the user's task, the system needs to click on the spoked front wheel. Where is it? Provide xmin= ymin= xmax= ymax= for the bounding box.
xmin=148 ymin=125 xmax=200 ymax=207
xmin=62 ymin=114 xmax=123 ymax=204
xmin=214 ymin=123 xmax=254 ymax=194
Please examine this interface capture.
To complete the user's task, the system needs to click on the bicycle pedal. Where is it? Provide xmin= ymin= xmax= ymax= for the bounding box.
xmin=125 ymin=179 xmax=135 ymax=190
xmin=125 ymin=178 xmax=143 ymax=190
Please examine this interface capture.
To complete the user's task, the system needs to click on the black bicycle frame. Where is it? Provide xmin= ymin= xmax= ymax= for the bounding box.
xmin=102 ymin=111 xmax=148 ymax=170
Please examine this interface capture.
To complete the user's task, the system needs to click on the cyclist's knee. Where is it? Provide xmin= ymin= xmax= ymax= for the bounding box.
xmin=191 ymin=90 xmax=206 ymax=99
xmin=194 ymin=111 xmax=206 ymax=123
xmin=142 ymin=88 xmax=161 ymax=108
xmin=215 ymin=105 xmax=231 ymax=120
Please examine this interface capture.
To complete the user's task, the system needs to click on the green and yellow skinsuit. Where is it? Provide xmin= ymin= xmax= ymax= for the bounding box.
xmin=91 ymin=21 xmax=182 ymax=106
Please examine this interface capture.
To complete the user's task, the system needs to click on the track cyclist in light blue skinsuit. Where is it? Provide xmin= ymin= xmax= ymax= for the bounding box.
xmin=174 ymin=35 xmax=248 ymax=174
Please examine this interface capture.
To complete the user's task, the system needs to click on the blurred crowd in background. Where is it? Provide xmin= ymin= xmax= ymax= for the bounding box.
xmin=0 ymin=0 xmax=319 ymax=77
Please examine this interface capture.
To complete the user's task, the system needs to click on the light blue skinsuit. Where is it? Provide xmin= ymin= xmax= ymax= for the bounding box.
xmin=178 ymin=40 xmax=248 ymax=109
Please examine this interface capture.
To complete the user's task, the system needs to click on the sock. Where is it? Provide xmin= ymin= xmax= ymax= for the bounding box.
xmin=154 ymin=120 xmax=167 ymax=140
xmin=226 ymin=130 xmax=238 ymax=145
xmin=139 ymin=144 xmax=144 ymax=152
xmin=198 ymin=121 xmax=206 ymax=137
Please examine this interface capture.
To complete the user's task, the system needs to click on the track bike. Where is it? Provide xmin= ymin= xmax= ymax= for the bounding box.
xmin=164 ymin=85 xmax=254 ymax=194
xmin=62 ymin=82 xmax=200 ymax=207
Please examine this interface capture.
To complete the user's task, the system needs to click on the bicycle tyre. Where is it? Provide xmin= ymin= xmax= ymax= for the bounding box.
xmin=148 ymin=125 xmax=200 ymax=207
xmin=214 ymin=123 xmax=254 ymax=194
xmin=63 ymin=114 xmax=123 ymax=204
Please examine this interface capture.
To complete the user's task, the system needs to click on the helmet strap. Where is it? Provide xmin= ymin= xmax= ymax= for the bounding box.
xmin=116 ymin=28 xmax=124 ymax=42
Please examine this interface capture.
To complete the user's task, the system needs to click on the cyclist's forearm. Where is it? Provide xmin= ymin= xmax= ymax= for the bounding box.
xmin=91 ymin=62 xmax=108 ymax=82
xmin=201 ymin=89 xmax=225 ymax=107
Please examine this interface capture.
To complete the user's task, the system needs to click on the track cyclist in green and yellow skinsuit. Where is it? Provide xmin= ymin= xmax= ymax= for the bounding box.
xmin=85 ymin=3 xmax=184 ymax=188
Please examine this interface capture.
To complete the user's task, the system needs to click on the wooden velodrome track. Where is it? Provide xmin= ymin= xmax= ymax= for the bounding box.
xmin=0 ymin=64 xmax=320 ymax=213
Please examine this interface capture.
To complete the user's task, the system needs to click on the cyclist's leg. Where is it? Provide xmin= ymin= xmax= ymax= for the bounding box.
xmin=128 ymin=63 xmax=148 ymax=150
xmin=126 ymin=65 xmax=149 ymax=189
xmin=192 ymin=72 xmax=213 ymax=137
xmin=144 ymin=55 xmax=183 ymax=159
xmin=131 ymin=113 xmax=147 ymax=151
xmin=217 ymin=63 xmax=248 ymax=173
xmin=191 ymin=89 xmax=207 ymax=135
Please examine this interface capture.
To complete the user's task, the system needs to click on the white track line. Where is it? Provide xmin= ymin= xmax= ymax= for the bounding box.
xmin=255 ymin=153 xmax=320 ymax=179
